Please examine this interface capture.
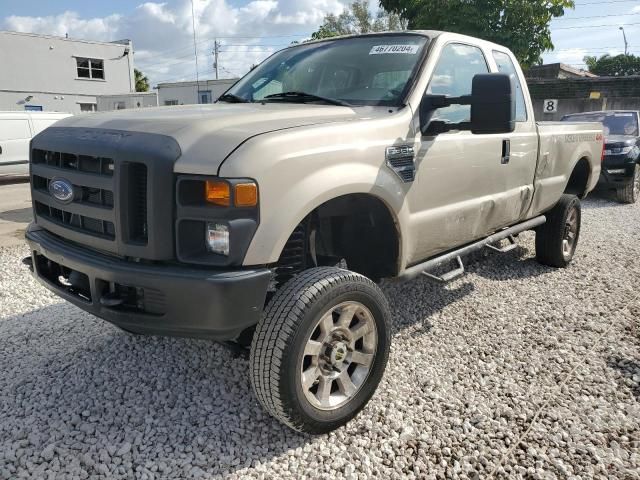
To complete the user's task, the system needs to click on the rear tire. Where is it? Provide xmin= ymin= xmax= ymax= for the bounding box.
xmin=536 ymin=194 xmax=581 ymax=268
xmin=250 ymin=267 xmax=391 ymax=434
xmin=616 ymin=164 xmax=640 ymax=204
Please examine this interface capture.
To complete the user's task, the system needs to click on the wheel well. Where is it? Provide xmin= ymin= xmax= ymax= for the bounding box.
xmin=564 ymin=158 xmax=591 ymax=198
xmin=273 ymin=194 xmax=400 ymax=285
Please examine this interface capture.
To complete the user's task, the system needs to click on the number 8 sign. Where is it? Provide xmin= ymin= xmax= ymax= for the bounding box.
xmin=544 ymin=99 xmax=558 ymax=113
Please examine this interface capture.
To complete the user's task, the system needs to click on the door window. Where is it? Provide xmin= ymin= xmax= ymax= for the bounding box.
xmin=426 ymin=43 xmax=489 ymax=124
xmin=1 ymin=120 xmax=31 ymax=141
xmin=492 ymin=51 xmax=527 ymax=122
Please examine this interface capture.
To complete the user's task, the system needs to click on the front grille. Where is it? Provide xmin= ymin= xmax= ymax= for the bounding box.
xmin=32 ymin=149 xmax=114 ymax=176
xmin=33 ymin=175 xmax=114 ymax=208
xmin=35 ymin=201 xmax=116 ymax=239
xmin=31 ymin=127 xmax=179 ymax=260
xmin=126 ymin=163 xmax=148 ymax=243
xmin=31 ymin=149 xmax=148 ymax=247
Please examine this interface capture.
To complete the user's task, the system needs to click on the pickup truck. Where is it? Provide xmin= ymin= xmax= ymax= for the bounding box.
xmin=561 ymin=110 xmax=640 ymax=203
xmin=24 ymin=31 xmax=603 ymax=434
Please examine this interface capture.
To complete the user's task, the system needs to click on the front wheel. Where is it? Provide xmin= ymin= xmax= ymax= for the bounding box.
xmin=616 ymin=163 xmax=640 ymax=204
xmin=535 ymin=194 xmax=581 ymax=268
xmin=250 ymin=267 xmax=391 ymax=434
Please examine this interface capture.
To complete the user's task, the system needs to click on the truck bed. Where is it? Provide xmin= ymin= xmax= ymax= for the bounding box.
xmin=528 ymin=121 xmax=603 ymax=217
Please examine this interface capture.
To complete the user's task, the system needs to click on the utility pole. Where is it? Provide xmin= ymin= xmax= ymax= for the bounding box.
xmin=213 ymin=40 xmax=219 ymax=80
xmin=620 ymin=27 xmax=628 ymax=56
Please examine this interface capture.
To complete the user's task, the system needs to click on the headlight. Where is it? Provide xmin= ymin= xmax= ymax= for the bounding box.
xmin=206 ymin=223 xmax=229 ymax=256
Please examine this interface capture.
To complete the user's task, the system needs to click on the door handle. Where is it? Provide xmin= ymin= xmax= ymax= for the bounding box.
xmin=501 ymin=139 xmax=510 ymax=164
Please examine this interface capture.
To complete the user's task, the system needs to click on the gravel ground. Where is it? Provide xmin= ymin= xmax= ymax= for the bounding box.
xmin=1 ymin=193 xmax=639 ymax=480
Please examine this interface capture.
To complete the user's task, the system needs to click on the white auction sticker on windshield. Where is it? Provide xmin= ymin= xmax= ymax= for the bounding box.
xmin=369 ymin=45 xmax=420 ymax=55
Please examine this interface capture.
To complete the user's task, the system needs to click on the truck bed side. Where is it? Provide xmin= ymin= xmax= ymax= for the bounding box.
xmin=528 ymin=121 xmax=603 ymax=217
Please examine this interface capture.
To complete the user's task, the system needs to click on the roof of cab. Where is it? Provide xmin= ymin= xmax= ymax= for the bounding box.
xmin=295 ymin=30 xmax=511 ymax=52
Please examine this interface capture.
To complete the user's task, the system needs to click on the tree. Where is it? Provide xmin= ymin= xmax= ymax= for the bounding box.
xmin=135 ymin=69 xmax=150 ymax=92
xmin=379 ymin=0 xmax=574 ymax=68
xmin=310 ymin=1 xmax=406 ymax=40
xmin=584 ymin=54 xmax=640 ymax=76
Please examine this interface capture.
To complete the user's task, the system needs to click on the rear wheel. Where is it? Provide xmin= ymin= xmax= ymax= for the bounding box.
xmin=536 ymin=194 xmax=581 ymax=268
xmin=616 ymin=164 xmax=640 ymax=204
xmin=250 ymin=267 xmax=391 ymax=434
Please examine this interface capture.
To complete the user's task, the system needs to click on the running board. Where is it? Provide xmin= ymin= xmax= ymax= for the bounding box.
xmin=486 ymin=235 xmax=518 ymax=253
xmin=422 ymin=256 xmax=465 ymax=283
xmin=401 ymin=216 xmax=546 ymax=281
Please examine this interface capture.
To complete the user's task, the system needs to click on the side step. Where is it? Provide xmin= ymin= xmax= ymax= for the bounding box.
xmin=401 ymin=216 xmax=546 ymax=282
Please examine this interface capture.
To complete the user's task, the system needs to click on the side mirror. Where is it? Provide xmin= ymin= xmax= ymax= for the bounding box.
xmin=419 ymin=73 xmax=516 ymax=135
xmin=469 ymin=73 xmax=516 ymax=135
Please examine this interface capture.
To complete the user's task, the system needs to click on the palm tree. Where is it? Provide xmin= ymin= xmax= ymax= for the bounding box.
xmin=135 ymin=69 xmax=150 ymax=92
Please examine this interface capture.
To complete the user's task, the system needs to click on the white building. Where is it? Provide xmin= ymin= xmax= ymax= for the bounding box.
xmin=0 ymin=31 xmax=135 ymax=114
xmin=96 ymin=92 xmax=158 ymax=112
xmin=157 ymin=79 xmax=238 ymax=106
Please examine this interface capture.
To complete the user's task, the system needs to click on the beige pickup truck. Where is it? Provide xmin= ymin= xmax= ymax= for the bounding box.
xmin=25 ymin=31 xmax=603 ymax=433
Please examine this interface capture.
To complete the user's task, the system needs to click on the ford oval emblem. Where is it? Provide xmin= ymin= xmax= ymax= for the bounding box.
xmin=48 ymin=178 xmax=75 ymax=204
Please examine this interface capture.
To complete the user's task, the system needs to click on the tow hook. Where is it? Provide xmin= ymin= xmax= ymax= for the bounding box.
xmin=100 ymin=292 xmax=125 ymax=307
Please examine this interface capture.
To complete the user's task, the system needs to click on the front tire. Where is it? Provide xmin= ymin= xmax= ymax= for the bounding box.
xmin=536 ymin=194 xmax=581 ymax=268
xmin=616 ymin=164 xmax=640 ymax=204
xmin=250 ymin=267 xmax=391 ymax=434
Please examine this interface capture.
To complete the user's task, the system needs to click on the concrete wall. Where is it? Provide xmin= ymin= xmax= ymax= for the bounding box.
xmin=157 ymin=79 xmax=238 ymax=106
xmin=0 ymin=31 xmax=135 ymax=113
xmin=528 ymin=76 xmax=640 ymax=121
xmin=96 ymin=92 xmax=158 ymax=111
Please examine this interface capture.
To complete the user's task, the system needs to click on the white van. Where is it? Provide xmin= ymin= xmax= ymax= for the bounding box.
xmin=0 ymin=111 xmax=72 ymax=177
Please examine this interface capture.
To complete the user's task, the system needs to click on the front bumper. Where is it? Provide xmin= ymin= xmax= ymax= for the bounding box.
xmin=25 ymin=224 xmax=271 ymax=340
xmin=598 ymin=157 xmax=638 ymax=188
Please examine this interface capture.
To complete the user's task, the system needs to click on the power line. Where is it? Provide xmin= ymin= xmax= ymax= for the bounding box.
xmin=554 ymin=21 xmax=640 ymax=30
xmin=574 ymin=0 xmax=640 ymax=4
xmin=554 ymin=12 xmax=640 ymax=21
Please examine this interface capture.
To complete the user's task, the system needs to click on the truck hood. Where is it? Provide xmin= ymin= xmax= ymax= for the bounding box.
xmin=55 ymin=103 xmax=361 ymax=174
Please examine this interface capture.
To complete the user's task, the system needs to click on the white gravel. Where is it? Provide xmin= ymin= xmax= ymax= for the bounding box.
xmin=1 ymin=193 xmax=639 ymax=479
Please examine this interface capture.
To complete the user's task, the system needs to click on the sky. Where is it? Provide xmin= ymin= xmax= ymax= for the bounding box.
xmin=0 ymin=0 xmax=639 ymax=86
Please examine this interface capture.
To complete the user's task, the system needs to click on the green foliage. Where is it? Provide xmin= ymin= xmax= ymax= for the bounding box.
xmin=584 ymin=54 xmax=640 ymax=76
xmin=379 ymin=0 xmax=574 ymax=67
xmin=310 ymin=1 xmax=405 ymax=40
xmin=134 ymin=69 xmax=150 ymax=92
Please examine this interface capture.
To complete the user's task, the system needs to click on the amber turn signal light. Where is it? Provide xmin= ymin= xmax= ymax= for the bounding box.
xmin=205 ymin=180 xmax=231 ymax=206
xmin=234 ymin=183 xmax=258 ymax=207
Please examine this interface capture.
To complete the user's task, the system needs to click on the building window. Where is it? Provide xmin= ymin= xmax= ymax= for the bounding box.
xmin=76 ymin=57 xmax=105 ymax=80
xmin=165 ymin=100 xmax=179 ymax=106
xmin=199 ymin=90 xmax=212 ymax=104
xmin=79 ymin=103 xmax=97 ymax=112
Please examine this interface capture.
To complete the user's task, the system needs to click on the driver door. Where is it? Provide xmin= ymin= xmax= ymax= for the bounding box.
xmin=409 ymin=42 xmax=513 ymax=262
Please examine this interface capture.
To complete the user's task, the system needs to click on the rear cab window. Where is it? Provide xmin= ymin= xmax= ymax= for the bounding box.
xmin=492 ymin=50 xmax=528 ymax=122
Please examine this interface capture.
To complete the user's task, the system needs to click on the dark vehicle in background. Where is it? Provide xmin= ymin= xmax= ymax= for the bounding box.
xmin=562 ymin=111 xmax=640 ymax=204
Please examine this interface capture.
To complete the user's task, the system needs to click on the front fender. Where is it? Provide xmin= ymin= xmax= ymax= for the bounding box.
xmin=243 ymin=163 xmax=409 ymax=265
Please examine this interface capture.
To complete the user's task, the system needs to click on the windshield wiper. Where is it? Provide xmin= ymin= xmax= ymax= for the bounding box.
xmin=263 ymin=91 xmax=351 ymax=107
xmin=218 ymin=93 xmax=250 ymax=103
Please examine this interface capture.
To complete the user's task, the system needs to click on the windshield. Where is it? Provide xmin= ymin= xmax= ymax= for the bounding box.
xmin=223 ymin=34 xmax=429 ymax=107
xmin=562 ymin=112 xmax=639 ymax=136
